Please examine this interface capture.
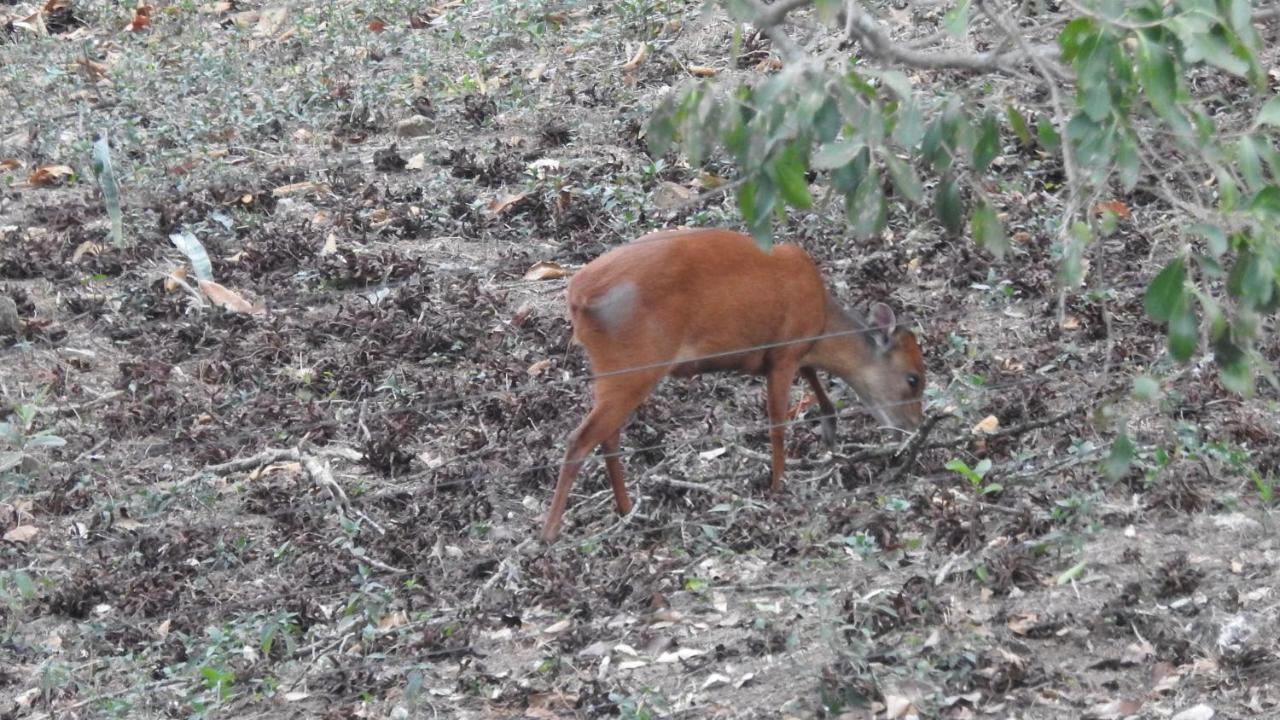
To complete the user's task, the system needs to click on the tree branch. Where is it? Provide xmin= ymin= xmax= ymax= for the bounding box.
xmin=840 ymin=0 xmax=1066 ymax=77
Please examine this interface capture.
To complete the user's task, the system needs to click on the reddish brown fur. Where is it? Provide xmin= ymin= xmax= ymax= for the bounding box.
xmin=541 ymin=228 xmax=926 ymax=542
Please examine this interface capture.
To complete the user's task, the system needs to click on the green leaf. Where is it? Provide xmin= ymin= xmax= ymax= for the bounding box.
xmin=1228 ymin=249 xmax=1275 ymax=309
xmin=92 ymin=132 xmax=125 ymax=248
xmin=1006 ymin=105 xmax=1032 ymax=146
xmin=942 ymin=0 xmax=970 ymax=39
xmin=1058 ymin=222 xmax=1091 ymax=289
xmin=1058 ymin=17 xmax=1097 ymax=61
xmin=1248 ymin=185 xmax=1280 ymax=222
xmin=1056 ymin=560 xmax=1088 ymax=585
xmin=847 ymin=166 xmax=886 ymax=239
xmin=1184 ymin=29 xmax=1250 ymax=77
xmin=972 ymin=113 xmax=1000 ymax=173
xmin=922 ymin=116 xmax=953 ymax=174
xmin=645 ymin=97 xmax=677 ymax=156
xmin=945 ymin=458 xmax=981 ymax=485
xmin=1216 ymin=166 xmax=1240 ymax=211
xmin=1136 ymin=35 xmax=1178 ymax=120
xmin=812 ymin=139 xmax=865 ymax=170
xmin=970 ymin=201 xmax=1008 ymax=260
xmin=1257 ymin=97 xmax=1280 ymax=127
xmin=766 ymin=143 xmax=812 ymax=210
xmin=893 ymin=101 xmax=925 ymax=148
xmin=1168 ymin=300 xmax=1199 ymax=362
xmin=1102 ymin=433 xmax=1135 ymax=480
xmin=1036 ymin=117 xmax=1061 ymax=151
xmin=1237 ymin=136 xmax=1264 ymax=190
xmin=1220 ymin=357 xmax=1255 ymax=396
xmin=1132 ymin=376 xmax=1160 ymax=400
xmin=1116 ymin=134 xmax=1140 ymax=192
xmin=1144 ymin=257 xmax=1186 ymax=323
xmin=830 ymin=147 xmax=870 ymax=194
xmin=884 ymin=153 xmax=923 ymax=204
xmin=1188 ymin=223 xmax=1228 ymax=256
xmin=738 ymin=178 xmax=776 ymax=247
xmin=935 ymin=176 xmax=964 ymax=237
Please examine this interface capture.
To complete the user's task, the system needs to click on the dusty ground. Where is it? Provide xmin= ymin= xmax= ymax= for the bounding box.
xmin=1 ymin=1 xmax=1278 ymax=719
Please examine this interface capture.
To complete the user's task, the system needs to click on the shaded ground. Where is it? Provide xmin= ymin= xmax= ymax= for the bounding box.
xmin=1 ymin=1 xmax=1278 ymax=719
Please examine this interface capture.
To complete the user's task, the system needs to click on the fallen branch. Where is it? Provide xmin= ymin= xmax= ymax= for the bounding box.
xmin=37 ymin=390 xmax=124 ymax=416
xmin=886 ymin=410 xmax=955 ymax=484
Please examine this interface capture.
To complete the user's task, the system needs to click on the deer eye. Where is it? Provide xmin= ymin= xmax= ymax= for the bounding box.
xmin=906 ymin=373 xmax=920 ymax=390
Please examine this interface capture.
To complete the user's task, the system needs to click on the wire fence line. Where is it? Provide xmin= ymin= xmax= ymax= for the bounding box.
xmin=183 ymin=287 xmax=1108 ymax=462
xmin=417 ymin=374 xmax=1057 ymax=492
xmin=405 ymin=294 xmax=1083 ymax=417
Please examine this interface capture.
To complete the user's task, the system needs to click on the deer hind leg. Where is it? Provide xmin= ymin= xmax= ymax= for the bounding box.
xmin=541 ymin=370 xmax=662 ymax=543
xmin=601 ymin=429 xmax=631 ymax=515
xmin=800 ymin=367 xmax=838 ymax=449
xmin=764 ymin=363 xmax=800 ymax=494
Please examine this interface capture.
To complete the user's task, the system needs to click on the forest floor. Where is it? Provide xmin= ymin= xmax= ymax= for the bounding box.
xmin=1 ymin=1 xmax=1278 ymax=718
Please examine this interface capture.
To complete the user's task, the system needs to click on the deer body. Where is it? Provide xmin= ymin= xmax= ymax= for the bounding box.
xmin=541 ymin=228 xmax=925 ymax=542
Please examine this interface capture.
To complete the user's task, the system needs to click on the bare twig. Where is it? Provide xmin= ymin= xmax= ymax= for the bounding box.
xmin=886 ymin=410 xmax=955 ymax=483
xmin=841 ymin=0 xmax=1065 ymax=77
xmin=37 ymin=389 xmax=124 ymax=416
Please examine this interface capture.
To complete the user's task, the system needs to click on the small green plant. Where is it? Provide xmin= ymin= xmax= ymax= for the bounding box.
xmin=945 ymin=457 xmax=1001 ymax=495
xmin=1 ymin=400 xmax=67 ymax=480
xmin=610 ymin=689 xmax=670 ymax=720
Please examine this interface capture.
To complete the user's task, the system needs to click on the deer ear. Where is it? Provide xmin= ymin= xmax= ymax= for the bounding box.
xmin=866 ymin=302 xmax=896 ymax=350
xmin=869 ymin=302 xmax=896 ymax=330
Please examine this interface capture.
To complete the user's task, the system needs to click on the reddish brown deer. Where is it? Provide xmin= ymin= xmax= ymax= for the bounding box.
xmin=542 ymin=228 xmax=926 ymax=542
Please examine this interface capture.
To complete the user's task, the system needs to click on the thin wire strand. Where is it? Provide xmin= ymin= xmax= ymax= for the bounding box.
xmin=425 ymin=374 xmax=1055 ymax=488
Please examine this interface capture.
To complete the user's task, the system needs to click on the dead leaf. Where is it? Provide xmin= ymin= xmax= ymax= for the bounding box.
xmin=0 ymin=159 xmax=21 ymax=172
xmin=527 ymin=359 xmax=552 ymax=376
xmin=72 ymin=240 xmax=104 ymax=262
xmin=622 ymin=43 xmax=648 ymax=72
xmin=526 ymin=62 xmax=549 ymax=81
xmin=1006 ymin=612 xmax=1037 ymax=635
xmin=1085 ymin=698 xmax=1144 ymax=719
xmin=165 ymin=266 xmax=189 ymax=292
xmin=1095 ymin=200 xmax=1131 ymax=219
xmin=272 ymin=180 xmax=324 ymax=197
xmin=1171 ymin=704 xmax=1214 ymax=720
xmin=406 ymin=152 xmax=426 ymax=170
xmin=543 ymin=618 xmax=572 ymax=634
xmin=884 ymin=694 xmax=914 ymax=719
xmin=127 ymin=5 xmax=151 ymax=31
xmin=29 ymin=164 xmax=75 ymax=186
xmin=700 ymin=673 xmax=730 ymax=690
xmin=14 ymin=9 xmax=49 ymax=35
xmin=4 ymin=525 xmax=39 ymax=543
xmin=656 ymin=647 xmax=706 ymax=663
xmin=652 ymin=180 xmax=695 ymax=210
xmin=376 ymin=611 xmax=408 ymax=631
xmin=487 ymin=192 xmax=528 ymax=215
xmin=197 ymin=279 xmax=265 ymax=315
xmin=523 ymin=261 xmax=569 ymax=281
xmin=76 ymin=58 xmax=109 ymax=81
xmin=367 ymin=17 xmax=386 ymax=32
xmin=254 ymin=6 xmax=288 ymax=37
xmin=320 ymin=233 xmax=338 ymax=256
xmin=688 ymin=65 xmax=718 ymax=77
xmin=1061 ymin=315 xmax=1081 ymax=330
xmin=971 ymin=415 xmax=999 ymax=435
xmin=755 ymin=57 xmax=783 ymax=72
xmin=1120 ymin=640 xmax=1154 ymax=665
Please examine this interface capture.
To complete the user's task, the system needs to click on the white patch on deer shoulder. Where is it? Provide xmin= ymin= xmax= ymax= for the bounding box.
xmin=590 ymin=282 xmax=638 ymax=334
